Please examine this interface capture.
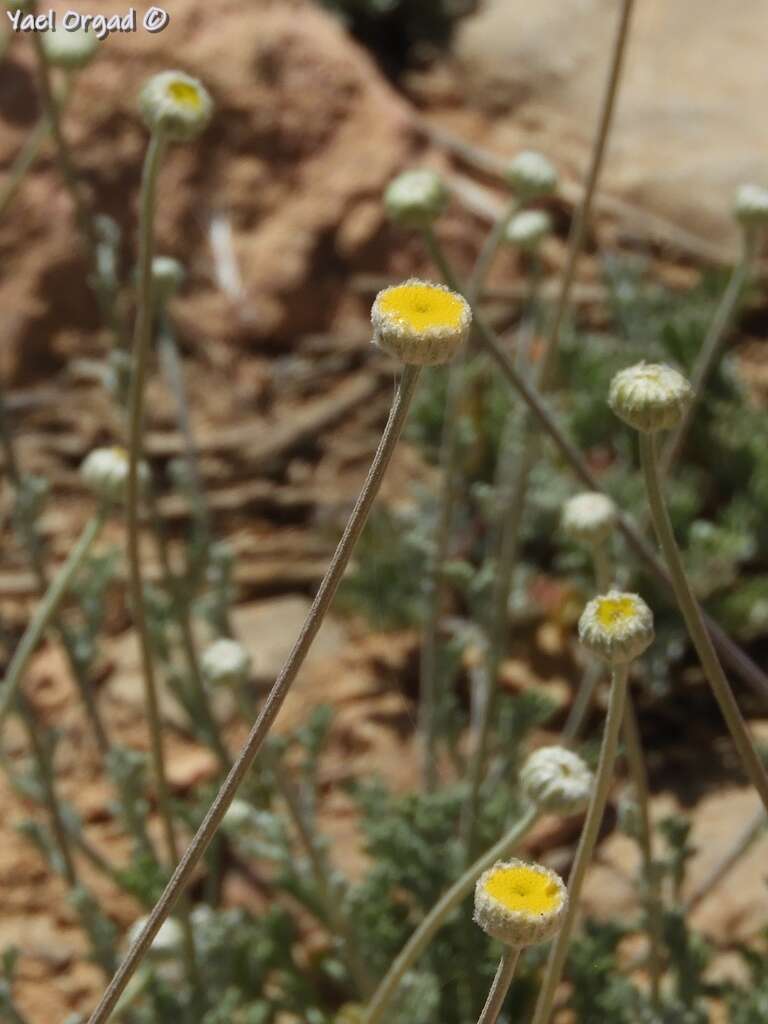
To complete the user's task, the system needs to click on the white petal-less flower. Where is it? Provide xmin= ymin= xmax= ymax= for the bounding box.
xmin=41 ymin=27 xmax=98 ymax=69
xmin=561 ymin=491 xmax=618 ymax=548
xmin=504 ymin=209 xmax=552 ymax=250
xmin=139 ymin=70 xmax=213 ymax=141
xmin=505 ymin=151 xmax=558 ymax=198
xmin=520 ymin=746 xmax=594 ymax=815
xmin=371 ymin=278 xmax=472 ymax=366
xmin=80 ymin=447 xmax=149 ymax=505
xmin=734 ymin=184 xmax=768 ymax=228
xmin=384 ymin=169 xmax=448 ymax=228
xmin=608 ymin=362 xmax=693 ymax=433
xmin=474 ymin=859 xmax=568 ymax=947
xmin=578 ymin=590 xmax=654 ymax=665
xmin=201 ymin=638 xmax=252 ymax=688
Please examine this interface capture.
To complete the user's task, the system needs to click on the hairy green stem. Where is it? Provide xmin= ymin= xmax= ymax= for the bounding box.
xmin=0 ymin=510 xmax=105 ymax=727
xmin=476 ymin=947 xmax=520 ymax=1024
xmin=531 ymin=663 xmax=628 ymax=1024
xmin=85 ymin=363 xmax=421 ymax=1024
xmin=660 ymin=232 xmax=754 ymax=475
xmin=364 ymin=803 xmax=538 ymax=1024
xmin=639 ymin=432 xmax=768 ymax=812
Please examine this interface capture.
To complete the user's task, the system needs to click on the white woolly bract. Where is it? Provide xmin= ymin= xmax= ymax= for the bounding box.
xmin=201 ymin=638 xmax=251 ymax=688
xmin=473 ymin=859 xmax=568 ymax=948
xmin=520 ymin=746 xmax=594 ymax=814
xmin=41 ymin=27 xmax=98 ymax=69
xmin=561 ymin=491 xmax=617 ymax=547
xmin=504 ymin=209 xmax=552 ymax=249
xmin=608 ymin=362 xmax=693 ymax=433
xmin=505 ymin=151 xmax=558 ymax=198
xmin=578 ymin=590 xmax=654 ymax=664
xmin=371 ymin=278 xmax=472 ymax=366
xmin=384 ymin=169 xmax=448 ymax=228
xmin=80 ymin=447 xmax=148 ymax=505
xmin=734 ymin=184 xmax=768 ymax=227
xmin=139 ymin=70 xmax=213 ymax=141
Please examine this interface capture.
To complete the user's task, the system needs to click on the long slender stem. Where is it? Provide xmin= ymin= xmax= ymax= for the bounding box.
xmin=476 ymin=947 xmax=520 ymax=1024
xmin=660 ymin=233 xmax=754 ymax=475
xmin=537 ymin=0 xmax=636 ymax=389
xmin=684 ymin=806 xmax=766 ymax=913
xmin=420 ymin=235 xmax=768 ymax=704
xmin=86 ymin=363 xmax=422 ymax=1024
xmin=531 ymin=663 xmax=628 ymax=1024
xmin=0 ymin=511 xmax=105 ymax=727
xmin=364 ymin=803 xmax=538 ymax=1024
xmin=639 ymin=432 xmax=768 ymax=812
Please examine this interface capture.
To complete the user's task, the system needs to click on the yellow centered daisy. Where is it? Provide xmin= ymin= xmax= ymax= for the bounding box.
xmin=595 ymin=595 xmax=638 ymax=632
xmin=483 ymin=864 xmax=562 ymax=917
xmin=376 ymin=282 xmax=467 ymax=334
xmin=168 ymin=79 xmax=203 ymax=109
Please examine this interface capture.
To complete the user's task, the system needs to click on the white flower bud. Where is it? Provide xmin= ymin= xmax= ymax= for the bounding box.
xmin=520 ymin=746 xmax=593 ymax=814
xmin=504 ymin=209 xmax=552 ymax=250
xmin=385 ymin=169 xmax=448 ymax=228
xmin=41 ymin=27 xmax=98 ymax=70
xmin=201 ymin=638 xmax=251 ymax=688
xmin=608 ymin=362 xmax=693 ymax=434
xmin=139 ymin=70 xmax=213 ymax=142
xmin=474 ymin=859 xmax=567 ymax=947
xmin=151 ymin=255 xmax=186 ymax=305
xmin=734 ymin=184 xmax=768 ymax=229
xmin=561 ymin=492 xmax=617 ymax=548
xmin=578 ymin=590 xmax=654 ymax=665
xmin=222 ymin=798 xmax=255 ymax=833
xmin=125 ymin=916 xmax=183 ymax=959
xmin=80 ymin=447 xmax=149 ymax=505
xmin=505 ymin=151 xmax=558 ymax=199
xmin=371 ymin=278 xmax=472 ymax=366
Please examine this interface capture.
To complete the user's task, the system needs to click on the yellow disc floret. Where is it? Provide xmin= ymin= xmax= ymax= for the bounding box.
xmin=371 ymin=278 xmax=472 ymax=366
xmin=168 ymin=79 xmax=204 ymax=109
xmin=596 ymin=595 xmax=639 ymax=631
xmin=473 ymin=858 xmax=567 ymax=947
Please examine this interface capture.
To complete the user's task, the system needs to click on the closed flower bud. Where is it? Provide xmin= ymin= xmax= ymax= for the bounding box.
xmin=139 ymin=70 xmax=213 ymax=141
xmin=608 ymin=362 xmax=693 ymax=433
xmin=734 ymin=184 xmax=768 ymax=228
xmin=201 ymin=638 xmax=251 ymax=688
xmin=385 ymin=169 xmax=448 ymax=228
xmin=151 ymin=255 xmax=186 ymax=305
xmin=125 ymin=916 xmax=183 ymax=959
xmin=371 ymin=278 xmax=472 ymax=366
xmin=504 ymin=209 xmax=552 ymax=250
xmin=474 ymin=859 xmax=567 ymax=947
xmin=80 ymin=447 xmax=149 ymax=505
xmin=561 ymin=491 xmax=617 ymax=548
xmin=520 ymin=746 xmax=593 ymax=814
xmin=41 ymin=27 xmax=98 ymax=70
xmin=578 ymin=590 xmax=654 ymax=665
xmin=505 ymin=151 xmax=558 ymax=199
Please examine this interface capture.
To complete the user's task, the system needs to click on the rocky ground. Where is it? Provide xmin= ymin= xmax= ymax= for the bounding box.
xmin=1 ymin=1 xmax=767 ymax=1020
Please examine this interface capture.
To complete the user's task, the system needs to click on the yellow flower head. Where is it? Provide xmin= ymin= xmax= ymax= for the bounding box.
xmin=139 ymin=70 xmax=213 ymax=142
xmin=371 ymin=279 xmax=471 ymax=366
xmin=578 ymin=590 xmax=654 ymax=664
xmin=474 ymin=859 xmax=567 ymax=947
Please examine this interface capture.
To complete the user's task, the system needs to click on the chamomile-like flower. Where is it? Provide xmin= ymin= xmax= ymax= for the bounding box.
xmin=139 ymin=70 xmax=213 ymax=141
xmin=80 ymin=447 xmax=149 ymax=505
xmin=474 ymin=859 xmax=567 ymax=947
xmin=734 ymin=184 xmax=768 ymax=229
xmin=504 ymin=209 xmax=552 ymax=250
xmin=578 ymin=591 xmax=654 ymax=665
xmin=505 ymin=151 xmax=558 ymax=199
xmin=371 ymin=278 xmax=471 ymax=366
xmin=561 ymin=492 xmax=617 ymax=548
xmin=520 ymin=746 xmax=593 ymax=815
xmin=201 ymin=638 xmax=251 ymax=689
xmin=608 ymin=362 xmax=693 ymax=434
xmin=385 ymin=169 xmax=448 ymax=228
